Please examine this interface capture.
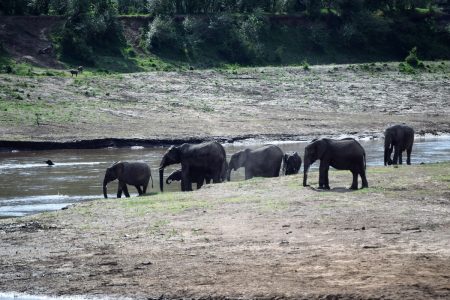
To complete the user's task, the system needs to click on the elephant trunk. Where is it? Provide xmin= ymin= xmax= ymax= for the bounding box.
xmin=303 ymin=160 xmax=310 ymax=187
xmin=226 ymin=166 xmax=232 ymax=181
xmin=103 ymin=177 xmax=108 ymax=198
xmin=166 ymin=177 xmax=172 ymax=184
xmin=159 ymin=168 xmax=164 ymax=192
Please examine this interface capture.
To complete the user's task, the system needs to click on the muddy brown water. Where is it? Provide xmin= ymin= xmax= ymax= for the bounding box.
xmin=0 ymin=136 xmax=449 ymax=218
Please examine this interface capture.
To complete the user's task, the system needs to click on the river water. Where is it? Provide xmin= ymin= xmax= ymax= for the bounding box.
xmin=0 ymin=136 xmax=449 ymax=218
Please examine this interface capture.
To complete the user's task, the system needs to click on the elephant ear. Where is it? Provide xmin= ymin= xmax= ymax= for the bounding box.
xmin=236 ymin=150 xmax=248 ymax=168
xmin=166 ymin=146 xmax=181 ymax=163
xmin=113 ymin=162 xmax=125 ymax=177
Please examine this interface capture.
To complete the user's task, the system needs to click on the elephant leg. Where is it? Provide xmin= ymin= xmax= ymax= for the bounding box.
xmin=393 ymin=146 xmax=400 ymax=165
xmin=117 ymin=183 xmax=123 ymax=198
xmin=205 ymin=178 xmax=211 ymax=184
xmin=122 ymin=184 xmax=130 ymax=197
xmin=245 ymin=168 xmax=253 ymax=180
xmin=360 ymin=170 xmax=369 ymax=189
xmin=142 ymin=183 xmax=148 ymax=194
xmin=406 ymin=146 xmax=412 ymax=165
xmin=135 ymin=185 xmax=143 ymax=195
xmin=181 ymin=166 xmax=193 ymax=192
xmin=212 ymin=172 xmax=220 ymax=183
xmin=318 ymin=161 xmax=330 ymax=189
xmin=350 ymin=171 xmax=359 ymax=190
xmin=398 ymin=151 xmax=403 ymax=165
xmin=197 ymin=181 xmax=204 ymax=189
xmin=182 ymin=178 xmax=192 ymax=191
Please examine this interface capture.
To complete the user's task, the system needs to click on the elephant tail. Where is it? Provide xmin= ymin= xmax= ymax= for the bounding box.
xmin=364 ymin=152 xmax=367 ymax=170
xmin=150 ymin=173 xmax=154 ymax=188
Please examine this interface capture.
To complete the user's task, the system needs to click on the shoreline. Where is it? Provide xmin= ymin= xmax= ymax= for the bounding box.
xmin=0 ymin=130 xmax=447 ymax=152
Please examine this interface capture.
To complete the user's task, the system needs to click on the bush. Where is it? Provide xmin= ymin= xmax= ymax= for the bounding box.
xmin=405 ymin=46 xmax=421 ymax=67
xmin=146 ymin=16 xmax=181 ymax=52
xmin=236 ymin=10 xmax=269 ymax=63
xmin=399 ymin=62 xmax=416 ymax=74
xmin=60 ymin=0 xmax=125 ymax=64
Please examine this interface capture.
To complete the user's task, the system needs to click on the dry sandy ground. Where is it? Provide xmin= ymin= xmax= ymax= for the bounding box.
xmin=0 ymin=63 xmax=449 ymax=142
xmin=1 ymin=163 xmax=449 ymax=299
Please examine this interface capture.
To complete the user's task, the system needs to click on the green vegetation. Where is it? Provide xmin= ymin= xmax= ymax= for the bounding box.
xmin=1 ymin=1 xmax=449 ymax=69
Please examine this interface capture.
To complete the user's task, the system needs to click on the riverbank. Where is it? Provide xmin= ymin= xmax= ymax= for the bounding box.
xmin=1 ymin=163 xmax=449 ymax=299
xmin=1 ymin=63 xmax=449 ymax=146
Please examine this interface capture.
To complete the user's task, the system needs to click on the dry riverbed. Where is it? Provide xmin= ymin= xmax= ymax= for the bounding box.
xmin=0 ymin=62 xmax=449 ymax=142
xmin=1 ymin=163 xmax=449 ymax=299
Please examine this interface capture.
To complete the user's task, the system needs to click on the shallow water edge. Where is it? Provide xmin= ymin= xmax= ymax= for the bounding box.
xmin=0 ymin=131 xmax=448 ymax=152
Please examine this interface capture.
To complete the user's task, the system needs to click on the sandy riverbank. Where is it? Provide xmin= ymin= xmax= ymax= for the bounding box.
xmin=1 ymin=163 xmax=449 ymax=299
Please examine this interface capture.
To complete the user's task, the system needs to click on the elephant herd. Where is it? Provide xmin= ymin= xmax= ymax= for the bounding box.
xmin=103 ymin=124 xmax=415 ymax=198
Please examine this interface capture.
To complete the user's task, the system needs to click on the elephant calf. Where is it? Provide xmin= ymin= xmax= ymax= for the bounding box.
xmin=103 ymin=162 xmax=153 ymax=198
xmin=283 ymin=152 xmax=302 ymax=175
xmin=303 ymin=138 xmax=368 ymax=190
xmin=227 ymin=145 xmax=283 ymax=181
xmin=166 ymin=168 xmax=209 ymax=190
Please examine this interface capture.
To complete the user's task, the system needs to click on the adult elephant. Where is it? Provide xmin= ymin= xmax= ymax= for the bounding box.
xmin=159 ymin=141 xmax=226 ymax=192
xmin=384 ymin=124 xmax=414 ymax=166
xmin=283 ymin=152 xmax=302 ymax=175
xmin=103 ymin=162 xmax=153 ymax=198
xmin=303 ymin=138 xmax=368 ymax=190
xmin=227 ymin=145 xmax=283 ymax=181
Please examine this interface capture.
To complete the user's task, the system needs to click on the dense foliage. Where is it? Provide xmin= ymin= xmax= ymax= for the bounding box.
xmin=2 ymin=0 xmax=449 ymax=16
xmin=1 ymin=0 xmax=449 ymax=66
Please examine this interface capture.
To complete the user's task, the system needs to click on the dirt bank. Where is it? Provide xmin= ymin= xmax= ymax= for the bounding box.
xmin=1 ymin=163 xmax=449 ymax=299
xmin=0 ymin=63 xmax=449 ymax=144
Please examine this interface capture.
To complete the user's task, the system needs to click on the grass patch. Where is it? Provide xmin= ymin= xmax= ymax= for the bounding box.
xmin=121 ymin=192 xmax=211 ymax=215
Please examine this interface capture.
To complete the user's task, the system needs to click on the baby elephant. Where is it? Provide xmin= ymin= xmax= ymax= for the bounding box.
xmin=103 ymin=162 xmax=153 ymax=198
xmin=283 ymin=152 xmax=302 ymax=175
xmin=69 ymin=69 xmax=78 ymax=77
xmin=166 ymin=167 xmax=209 ymax=190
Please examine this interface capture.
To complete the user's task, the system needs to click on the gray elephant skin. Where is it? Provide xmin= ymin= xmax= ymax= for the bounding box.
xmin=103 ymin=162 xmax=153 ymax=198
xmin=303 ymin=138 xmax=368 ymax=190
xmin=159 ymin=141 xmax=226 ymax=192
xmin=227 ymin=145 xmax=283 ymax=181
xmin=384 ymin=124 xmax=414 ymax=166
xmin=283 ymin=152 xmax=302 ymax=175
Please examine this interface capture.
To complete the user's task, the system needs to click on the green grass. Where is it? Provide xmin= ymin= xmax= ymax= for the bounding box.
xmin=121 ymin=192 xmax=211 ymax=215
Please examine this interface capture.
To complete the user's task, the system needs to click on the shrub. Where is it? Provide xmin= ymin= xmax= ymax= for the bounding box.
xmin=146 ymin=16 xmax=180 ymax=52
xmin=405 ymin=46 xmax=421 ymax=67
xmin=399 ymin=62 xmax=416 ymax=74
xmin=60 ymin=0 xmax=125 ymax=64
xmin=302 ymin=60 xmax=310 ymax=70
